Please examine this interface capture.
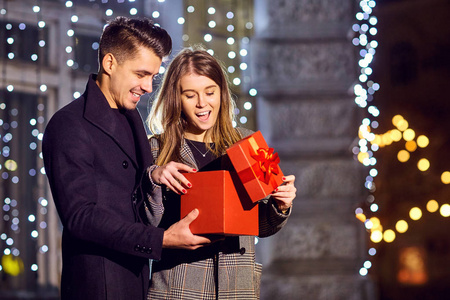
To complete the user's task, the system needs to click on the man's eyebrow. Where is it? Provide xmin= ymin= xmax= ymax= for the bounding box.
xmin=135 ymin=70 xmax=156 ymax=76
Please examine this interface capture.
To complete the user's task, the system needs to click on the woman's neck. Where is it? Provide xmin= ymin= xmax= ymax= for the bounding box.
xmin=184 ymin=131 xmax=210 ymax=143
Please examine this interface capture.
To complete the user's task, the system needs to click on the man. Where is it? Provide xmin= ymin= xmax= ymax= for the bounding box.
xmin=43 ymin=16 xmax=210 ymax=300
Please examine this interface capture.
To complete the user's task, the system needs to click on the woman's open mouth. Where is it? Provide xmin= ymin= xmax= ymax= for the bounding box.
xmin=196 ymin=111 xmax=211 ymax=121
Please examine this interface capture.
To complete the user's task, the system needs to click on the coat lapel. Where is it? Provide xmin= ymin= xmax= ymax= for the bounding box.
xmin=82 ymin=75 xmax=139 ymax=168
xmin=180 ymin=139 xmax=198 ymax=169
xmin=124 ymin=108 xmax=152 ymax=170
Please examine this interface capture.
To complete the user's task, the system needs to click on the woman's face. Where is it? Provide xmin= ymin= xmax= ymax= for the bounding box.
xmin=180 ymin=73 xmax=221 ymax=142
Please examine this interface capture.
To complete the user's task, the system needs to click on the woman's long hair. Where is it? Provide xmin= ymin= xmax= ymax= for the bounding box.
xmin=147 ymin=46 xmax=242 ymax=166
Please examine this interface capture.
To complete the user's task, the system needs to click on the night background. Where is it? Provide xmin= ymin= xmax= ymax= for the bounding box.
xmin=1 ymin=0 xmax=450 ymax=299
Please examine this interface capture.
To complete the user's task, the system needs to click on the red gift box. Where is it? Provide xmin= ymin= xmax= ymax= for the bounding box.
xmin=226 ymin=131 xmax=284 ymax=203
xmin=180 ymin=170 xmax=258 ymax=236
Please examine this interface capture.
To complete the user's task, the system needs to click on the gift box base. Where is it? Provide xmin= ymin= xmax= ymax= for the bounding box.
xmin=181 ymin=170 xmax=258 ymax=236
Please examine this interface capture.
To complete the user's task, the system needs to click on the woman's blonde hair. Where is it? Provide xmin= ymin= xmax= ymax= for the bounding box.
xmin=147 ymin=45 xmax=242 ymax=166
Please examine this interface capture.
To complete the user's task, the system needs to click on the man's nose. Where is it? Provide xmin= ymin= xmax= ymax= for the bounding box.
xmin=141 ymin=77 xmax=153 ymax=94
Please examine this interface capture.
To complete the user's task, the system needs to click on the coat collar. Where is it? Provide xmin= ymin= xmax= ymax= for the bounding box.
xmin=82 ymin=74 xmax=151 ymax=170
xmin=180 ymin=138 xmax=198 ymax=169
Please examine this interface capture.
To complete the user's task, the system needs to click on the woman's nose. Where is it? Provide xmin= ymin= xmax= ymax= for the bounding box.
xmin=197 ymin=94 xmax=206 ymax=107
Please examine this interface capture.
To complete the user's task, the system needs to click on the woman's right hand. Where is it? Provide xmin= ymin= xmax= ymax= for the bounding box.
xmin=150 ymin=162 xmax=197 ymax=194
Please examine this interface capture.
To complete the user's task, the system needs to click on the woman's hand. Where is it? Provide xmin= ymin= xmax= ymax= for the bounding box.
xmin=271 ymin=175 xmax=296 ymax=214
xmin=150 ymin=162 xmax=197 ymax=194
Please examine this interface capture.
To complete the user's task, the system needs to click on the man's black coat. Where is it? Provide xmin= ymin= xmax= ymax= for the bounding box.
xmin=43 ymin=75 xmax=163 ymax=299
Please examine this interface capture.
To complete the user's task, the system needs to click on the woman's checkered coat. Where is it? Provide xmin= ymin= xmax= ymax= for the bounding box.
xmin=147 ymin=129 xmax=290 ymax=299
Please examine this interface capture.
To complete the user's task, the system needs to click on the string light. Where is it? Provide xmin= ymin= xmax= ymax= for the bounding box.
xmin=353 ymin=0 xmax=380 ymax=277
xmin=0 ymin=0 xmax=53 ymax=277
xmin=353 ymin=0 xmax=450 ymax=280
xmin=183 ymin=1 xmax=254 ymax=128
xmin=1 ymin=0 xmax=255 ymax=284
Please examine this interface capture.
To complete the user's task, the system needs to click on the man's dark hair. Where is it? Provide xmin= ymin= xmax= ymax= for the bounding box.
xmin=98 ymin=16 xmax=172 ymax=65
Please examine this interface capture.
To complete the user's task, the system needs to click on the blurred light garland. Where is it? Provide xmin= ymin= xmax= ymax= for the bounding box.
xmin=351 ymin=0 xmax=393 ymax=278
xmin=0 ymin=0 xmax=49 ymax=276
xmin=1 ymin=0 xmax=255 ymax=278
xmin=184 ymin=1 xmax=255 ymax=128
xmin=352 ymin=0 xmax=450 ymax=278
xmin=66 ymin=0 xmax=255 ymax=128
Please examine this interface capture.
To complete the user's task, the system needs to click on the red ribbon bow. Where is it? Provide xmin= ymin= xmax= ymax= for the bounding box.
xmin=251 ymin=147 xmax=280 ymax=184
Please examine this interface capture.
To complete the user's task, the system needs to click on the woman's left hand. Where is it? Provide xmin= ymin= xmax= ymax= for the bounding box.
xmin=271 ymin=175 xmax=296 ymax=213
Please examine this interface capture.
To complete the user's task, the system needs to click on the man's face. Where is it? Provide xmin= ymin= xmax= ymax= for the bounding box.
xmin=106 ymin=47 xmax=161 ymax=110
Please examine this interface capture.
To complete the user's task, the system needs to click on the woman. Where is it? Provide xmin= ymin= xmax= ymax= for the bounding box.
xmin=147 ymin=46 xmax=296 ymax=299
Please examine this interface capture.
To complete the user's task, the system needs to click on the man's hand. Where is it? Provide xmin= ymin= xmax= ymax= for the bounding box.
xmin=163 ymin=209 xmax=211 ymax=250
xmin=151 ymin=162 xmax=196 ymax=194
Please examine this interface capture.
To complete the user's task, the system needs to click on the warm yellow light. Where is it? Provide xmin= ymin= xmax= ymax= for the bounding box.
xmin=392 ymin=114 xmax=404 ymax=127
xmin=427 ymin=200 xmax=439 ymax=213
xmin=416 ymin=135 xmax=429 ymax=148
xmin=397 ymin=247 xmax=428 ymax=285
xmin=358 ymin=130 xmax=363 ymax=139
xmin=440 ymin=204 xmax=450 ymax=217
xmin=405 ymin=141 xmax=417 ymax=152
xmin=372 ymin=135 xmax=382 ymax=146
xmin=1 ymin=254 xmax=24 ymax=276
xmin=403 ymin=128 xmax=415 ymax=141
xmin=369 ymin=217 xmax=381 ymax=229
xmin=382 ymin=133 xmax=393 ymax=146
xmin=374 ymin=224 xmax=383 ymax=232
xmin=397 ymin=150 xmax=410 ymax=163
xmin=370 ymin=230 xmax=383 ymax=243
xmin=358 ymin=126 xmax=370 ymax=139
xmin=395 ymin=220 xmax=408 ymax=233
xmin=396 ymin=119 xmax=409 ymax=131
xmin=409 ymin=207 xmax=422 ymax=220
xmin=417 ymin=158 xmax=430 ymax=172
xmin=441 ymin=171 xmax=450 ymax=184
xmin=383 ymin=229 xmax=396 ymax=243
xmin=4 ymin=159 xmax=18 ymax=171
xmin=390 ymin=129 xmax=402 ymax=142
xmin=356 ymin=213 xmax=366 ymax=223
xmin=357 ymin=151 xmax=369 ymax=163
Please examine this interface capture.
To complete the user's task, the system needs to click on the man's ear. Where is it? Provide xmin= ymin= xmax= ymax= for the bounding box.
xmin=101 ymin=53 xmax=116 ymax=75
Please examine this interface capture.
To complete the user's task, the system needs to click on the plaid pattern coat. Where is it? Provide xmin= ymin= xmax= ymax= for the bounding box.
xmin=146 ymin=129 xmax=290 ymax=300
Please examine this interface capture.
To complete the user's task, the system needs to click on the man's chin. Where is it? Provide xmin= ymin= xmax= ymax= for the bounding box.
xmin=122 ymin=102 xmax=139 ymax=111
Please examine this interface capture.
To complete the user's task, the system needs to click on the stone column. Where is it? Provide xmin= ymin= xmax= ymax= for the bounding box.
xmin=251 ymin=1 xmax=374 ymax=299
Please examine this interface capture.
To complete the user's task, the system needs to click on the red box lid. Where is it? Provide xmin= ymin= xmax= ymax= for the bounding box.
xmin=226 ymin=131 xmax=284 ymax=202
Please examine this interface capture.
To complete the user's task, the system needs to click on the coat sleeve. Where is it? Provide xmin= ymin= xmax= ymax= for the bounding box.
xmin=142 ymin=164 xmax=164 ymax=227
xmin=43 ymin=110 xmax=164 ymax=260
xmin=258 ymin=196 xmax=290 ymax=238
